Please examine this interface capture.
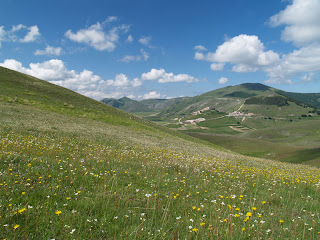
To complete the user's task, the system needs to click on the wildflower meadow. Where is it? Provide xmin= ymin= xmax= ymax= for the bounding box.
xmin=0 ymin=127 xmax=319 ymax=239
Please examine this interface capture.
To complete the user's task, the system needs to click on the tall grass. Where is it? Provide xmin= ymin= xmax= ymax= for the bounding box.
xmin=1 ymin=127 xmax=319 ymax=239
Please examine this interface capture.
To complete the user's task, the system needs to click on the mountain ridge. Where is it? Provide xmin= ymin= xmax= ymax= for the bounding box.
xmin=101 ymin=83 xmax=320 ymax=117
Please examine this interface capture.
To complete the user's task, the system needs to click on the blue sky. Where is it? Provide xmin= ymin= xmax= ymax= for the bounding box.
xmin=1 ymin=0 xmax=320 ymax=100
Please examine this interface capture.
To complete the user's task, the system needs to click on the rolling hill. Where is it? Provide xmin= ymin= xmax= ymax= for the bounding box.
xmin=101 ymin=96 xmax=188 ymax=113
xmin=155 ymin=83 xmax=318 ymax=118
xmin=1 ymin=66 xmax=320 ymax=239
xmin=101 ymin=97 xmax=151 ymax=113
xmin=100 ymin=82 xmax=320 ymax=166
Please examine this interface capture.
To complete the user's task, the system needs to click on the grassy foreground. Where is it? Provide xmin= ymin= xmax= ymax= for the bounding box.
xmin=0 ymin=67 xmax=320 ymax=239
xmin=1 ymin=125 xmax=320 ymax=239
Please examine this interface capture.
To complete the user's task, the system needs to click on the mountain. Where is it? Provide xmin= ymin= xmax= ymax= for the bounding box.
xmin=101 ymin=97 xmax=150 ymax=112
xmin=99 ymin=82 xmax=320 ymax=166
xmin=1 ymin=66 xmax=320 ymax=239
xmin=149 ymin=83 xmax=318 ymax=119
xmin=277 ymin=90 xmax=320 ymax=108
xmin=101 ymin=96 xmax=188 ymax=113
xmin=140 ymin=97 xmax=188 ymax=110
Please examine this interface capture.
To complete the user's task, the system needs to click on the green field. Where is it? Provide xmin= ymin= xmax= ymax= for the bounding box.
xmin=1 ymin=67 xmax=320 ymax=239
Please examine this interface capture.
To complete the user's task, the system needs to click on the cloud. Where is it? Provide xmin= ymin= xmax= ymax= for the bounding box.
xmin=0 ymin=59 xmax=202 ymax=100
xmin=141 ymin=68 xmax=200 ymax=83
xmin=10 ymin=24 xmax=25 ymax=33
xmin=218 ymin=77 xmax=229 ymax=84
xmin=0 ymin=24 xmax=41 ymax=47
xmin=264 ymin=44 xmax=320 ymax=83
xmin=301 ymin=73 xmax=315 ymax=83
xmin=194 ymin=45 xmax=207 ymax=51
xmin=140 ymin=91 xmax=161 ymax=100
xmin=194 ymin=52 xmax=205 ymax=60
xmin=195 ymin=35 xmax=280 ymax=73
xmin=120 ymin=55 xmax=141 ymax=62
xmin=141 ymin=68 xmax=165 ymax=80
xmin=0 ymin=59 xmax=141 ymax=100
xmin=141 ymin=49 xmax=149 ymax=61
xmin=269 ymin=0 xmax=320 ymax=46
xmin=120 ymin=49 xmax=149 ymax=62
xmin=106 ymin=73 xmax=142 ymax=87
xmin=34 ymin=45 xmax=63 ymax=56
xmin=65 ymin=20 xmax=129 ymax=51
xmin=20 ymin=25 xmax=40 ymax=42
xmin=138 ymin=36 xmax=152 ymax=47
xmin=0 ymin=26 xmax=5 ymax=47
xmin=210 ymin=63 xmax=225 ymax=71
xmin=104 ymin=16 xmax=118 ymax=23
xmin=126 ymin=35 xmax=133 ymax=42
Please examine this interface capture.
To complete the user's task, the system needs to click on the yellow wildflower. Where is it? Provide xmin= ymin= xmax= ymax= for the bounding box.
xmin=18 ymin=208 xmax=26 ymax=214
xmin=55 ymin=210 xmax=62 ymax=215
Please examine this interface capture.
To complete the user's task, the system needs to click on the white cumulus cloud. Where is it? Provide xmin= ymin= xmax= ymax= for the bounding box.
xmin=138 ymin=36 xmax=152 ymax=47
xmin=65 ymin=20 xmax=129 ymax=51
xmin=269 ymin=0 xmax=320 ymax=46
xmin=104 ymin=16 xmax=118 ymax=23
xmin=141 ymin=68 xmax=166 ymax=81
xmin=0 ymin=59 xmax=141 ymax=100
xmin=126 ymin=35 xmax=133 ymax=42
xmin=140 ymin=91 xmax=161 ymax=100
xmin=20 ymin=25 xmax=40 ymax=43
xmin=0 ymin=60 xmax=202 ymax=100
xmin=210 ymin=63 xmax=225 ymax=71
xmin=218 ymin=77 xmax=229 ymax=84
xmin=141 ymin=68 xmax=200 ymax=83
xmin=34 ymin=45 xmax=63 ymax=56
xmin=194 ymin=45 xmax=207 ymax=51
xmin=0 ymin=24 xmax=41 ymax=46
xmin=195 ymin=35 xmax=280 ymax=73
xmin=120 ymin=49 xmax=149 ymax=62
xmin=265 ymin=45 xmax=320 ymax=83
xmin=106 ymin=73 xmax=142 ymax=87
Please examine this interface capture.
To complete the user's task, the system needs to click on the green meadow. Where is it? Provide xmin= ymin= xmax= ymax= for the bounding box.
xmin=1 ymin=67 xmax=320 ymax=239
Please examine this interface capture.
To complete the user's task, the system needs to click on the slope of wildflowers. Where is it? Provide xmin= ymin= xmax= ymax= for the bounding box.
xmin=0 ymin=68 xmax=320 ymax=239
xmin=1 ymin=125 xmax=320 ymax=239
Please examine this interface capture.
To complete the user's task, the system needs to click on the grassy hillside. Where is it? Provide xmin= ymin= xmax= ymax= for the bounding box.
xmin=1 ymin=67 xmax=320 ymax=239
xmin=141 ymin=97 xmax=188 ymax=110
xmin=100 ymin=96 xmax=188 ymax=114
xmin=120 ymin=83 xmax=319 ymax=167
xmin=150 ymin=83 xmax=308 ymax=119
xmin=277 ymin=90 xmax=320 ymax=108
xmin=101 ymin=97 xmax=151 ymax=113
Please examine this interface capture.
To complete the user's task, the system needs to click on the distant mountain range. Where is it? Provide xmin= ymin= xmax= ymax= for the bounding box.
xmin=101 ymin=96 xmax=188 ymax=113
xmin=101 ymin=83 xmax=320 ymax=166
xmin=101 ymin=83 xmax=320 ymax=118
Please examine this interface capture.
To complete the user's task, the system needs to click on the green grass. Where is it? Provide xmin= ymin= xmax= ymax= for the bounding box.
xmin=1 ymin=67 xmax=320 ymax=239
xmin=241 ymin=103 xmax=315 ymax=118
xmin=243 ymin=119 xmax=320 ymax=148
xmin=1 ymin=124 xmax=320 ymax=239
xmin=186 ymin=132 xmax=320 ymax=165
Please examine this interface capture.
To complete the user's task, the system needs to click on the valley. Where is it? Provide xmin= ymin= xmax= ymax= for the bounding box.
xmin=2 ymin=0 xmax=320 ymax=238
xmin=103 ymin=83 xmax=320 ymax=167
